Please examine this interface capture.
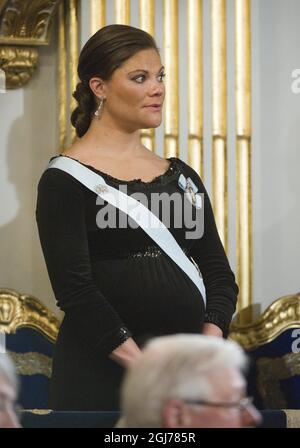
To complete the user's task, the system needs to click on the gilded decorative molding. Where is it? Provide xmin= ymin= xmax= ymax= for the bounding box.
xmin=57 ymin=0 xmax=79 ymax=150
xmin=67 ymin=0 xmax=79 ymax=145
xmin=8 ymin=351 xmax=52 ymax=378
xmin=58 ymin=0 xmax=67 ymax=151
xmin=187 ymin=0 xmax=203 ymax=178
xmin=114 ymin=0 xmax=130 ymax=25
xmin=283 ymin=410 xmax=300 ymax=428
xmin=235 ymin=0 xmax=252 ymax=312
xmin=0 ymin=0 xmax=62 ymax=88
xmin=211 ymin=0 xmax=228 ymax=251
xmin=163 ymin=0 xmax=179 ymax=158
xmin=0 ymin=0 xmax=60 ymax=45
xmin=21 ymin=409 xmax=52 ymax=415
xmin=0 ymin=45 xmax=38 ymax=88
xmin=90 ymin=0 xmax=106 ymax=36
xmin=0 ymin=288 xmax=60 ymax=343
xmin=229 ymin=293 xmax=300 ymax=350
xmin=139 ymin=0 xmax=155 ymax=153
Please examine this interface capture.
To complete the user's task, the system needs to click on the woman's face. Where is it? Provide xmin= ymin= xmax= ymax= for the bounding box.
xmin=99 ymin=48 xmax=165 ymax=132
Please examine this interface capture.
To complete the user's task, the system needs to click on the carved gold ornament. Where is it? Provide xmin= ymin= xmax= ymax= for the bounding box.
xmin=0 ymin=0 xmax=62 ymax=88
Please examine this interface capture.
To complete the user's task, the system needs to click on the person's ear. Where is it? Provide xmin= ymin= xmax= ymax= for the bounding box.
xmin=161 ymin=399 xmax=187 ymax=428
xmin=89 ymin=77 xmax=107 ymax=100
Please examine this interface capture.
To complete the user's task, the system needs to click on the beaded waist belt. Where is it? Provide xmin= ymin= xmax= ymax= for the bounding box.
xmin=92 ymin=245 xmax=190 ymax=260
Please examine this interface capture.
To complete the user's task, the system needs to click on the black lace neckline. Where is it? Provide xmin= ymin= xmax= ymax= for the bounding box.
xmin=51 ymin=154 xmax=181 ymax=188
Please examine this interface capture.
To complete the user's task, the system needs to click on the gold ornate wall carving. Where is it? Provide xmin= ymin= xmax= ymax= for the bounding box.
xmin=0 ymin=0 xmax=61 ymax=89
xmin=0 ymin=45 xmax=38 ymax=88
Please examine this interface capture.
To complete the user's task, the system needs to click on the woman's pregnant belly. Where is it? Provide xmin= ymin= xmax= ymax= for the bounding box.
xmin=91 ymin=254 xmax=205 ymax=336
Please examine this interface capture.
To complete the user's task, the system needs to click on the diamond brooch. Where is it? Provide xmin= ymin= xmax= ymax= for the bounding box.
xmin=178 ymin=173 xmax=202 ymax=209
xmin=94 ymin=184 xmax=108 ymax=194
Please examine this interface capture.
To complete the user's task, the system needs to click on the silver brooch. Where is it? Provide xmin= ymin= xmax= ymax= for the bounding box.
xmin=178 ymin=174 xmax=202 ymax=209
xmin=94 ymin=184 xmax=108 ymax=194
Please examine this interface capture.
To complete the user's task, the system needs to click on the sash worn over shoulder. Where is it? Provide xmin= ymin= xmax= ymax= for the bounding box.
xmin=46 ymin=156 xmax=206 ymax=306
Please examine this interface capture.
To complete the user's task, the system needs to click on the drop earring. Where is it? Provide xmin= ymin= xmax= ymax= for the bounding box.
xmin=94 ymin=97 xmax=105 ymax=118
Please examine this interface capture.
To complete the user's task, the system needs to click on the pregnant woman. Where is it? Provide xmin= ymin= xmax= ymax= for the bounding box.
xmin=35 ymin=24 xmax=238 ymax=411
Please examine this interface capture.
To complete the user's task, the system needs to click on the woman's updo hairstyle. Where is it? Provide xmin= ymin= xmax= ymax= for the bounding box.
xmin=71 ymin=24 xmax=160 ymax=138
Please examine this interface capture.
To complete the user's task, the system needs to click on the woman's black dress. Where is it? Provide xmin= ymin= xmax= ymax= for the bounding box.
xmin=35 ymin=154 xmax=239 ymax=411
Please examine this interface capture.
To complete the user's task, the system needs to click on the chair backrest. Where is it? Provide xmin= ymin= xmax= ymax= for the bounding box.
xmin=229 ymin=293 xmax=300 ymax=410
xmin=0 ymin=288 xmax=60 ymax=409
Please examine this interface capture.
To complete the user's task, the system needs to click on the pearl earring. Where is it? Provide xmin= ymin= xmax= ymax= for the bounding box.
xmin=94 ymin=97 xmax=105 ymax=118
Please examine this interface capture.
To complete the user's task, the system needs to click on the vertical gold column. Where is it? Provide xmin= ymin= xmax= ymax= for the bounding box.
xmin=211 ymin=0 xmax=228 ymax=250
xmin=187 ymin=0 xmax=203 ymax=178
xmin=163 ymin=0 xmax=179 ymax=158
xmin=235 ymin=0 xmax=252 ymax=312
xmin=58 ymin=0 xmax=67 ymax=152
xmin=68 ymin=0 xmax=79 ymax=144
xmin=90 ymin=0 xmax=106 ymax=35
xmin=114 ymin=0 xmax=130 ymax=24
xmin=139 ymin=0 xmax=155 ymax=152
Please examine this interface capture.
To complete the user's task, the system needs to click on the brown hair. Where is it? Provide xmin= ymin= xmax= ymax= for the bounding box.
xmin=71 ymin=24 xmax=160 ymax=138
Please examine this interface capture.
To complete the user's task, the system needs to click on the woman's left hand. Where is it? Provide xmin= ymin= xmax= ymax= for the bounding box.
xmin=202 ymin=323 xmax=223 ymax=337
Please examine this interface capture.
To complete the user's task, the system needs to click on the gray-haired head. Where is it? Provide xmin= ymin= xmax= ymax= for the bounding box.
xmin=120 ymin=334 xmax=247 ymax=428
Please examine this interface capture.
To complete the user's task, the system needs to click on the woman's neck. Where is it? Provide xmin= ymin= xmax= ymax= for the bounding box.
xmin=76 ymin=115 xmax=145 ymax=160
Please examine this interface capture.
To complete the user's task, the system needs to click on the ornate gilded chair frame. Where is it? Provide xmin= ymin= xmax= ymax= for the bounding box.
xmin=0 ymin=287 xmax=60 ymax=380
xmin=0 ymin=287 xmax=59 ymax=341
xmin=229 ymin=292 xmax=300 ymax=350
xmin=229 ymin=293 xmax=300 ymax=410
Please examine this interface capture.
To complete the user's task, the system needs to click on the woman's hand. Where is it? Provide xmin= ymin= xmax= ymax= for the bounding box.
xmin=202 ymin=322 xmax=223 ymax=337
xmin=109 ymin=337 xmax=142 ymax=369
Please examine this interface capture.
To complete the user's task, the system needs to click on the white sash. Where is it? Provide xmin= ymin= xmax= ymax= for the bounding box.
xmin=46 ymin=157 xmax=206 ymax=306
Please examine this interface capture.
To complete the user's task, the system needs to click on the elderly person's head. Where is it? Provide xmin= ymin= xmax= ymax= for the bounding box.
xmin=0 ymin=351 xmax=21 ymax=428
xmin=119 ymin=334 xmax=261 ymax=428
